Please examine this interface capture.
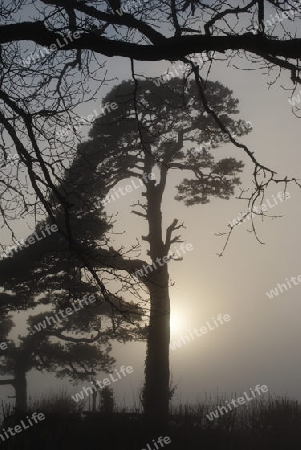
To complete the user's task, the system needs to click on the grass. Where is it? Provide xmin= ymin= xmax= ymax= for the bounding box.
xmin=1 ymin=392 xmax=301 ymax=449
xmin=29 ymin=389 xmax=85 ymax=416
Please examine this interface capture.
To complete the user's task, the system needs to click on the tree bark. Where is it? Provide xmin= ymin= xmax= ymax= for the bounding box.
xmin=92 ymin=390 xmax=97 ymax=412
xmin=143 ymin=163 xmax=171 ymax=423
xmin=2 ymin=20 xmax=301 ymax=62
xmin=144 ymin=270 xmax=170 ymax=423
xmin=0 ymin=371 xmax=27 ymax=411
xmin=14 ymin=366 xmax=27 ymax=412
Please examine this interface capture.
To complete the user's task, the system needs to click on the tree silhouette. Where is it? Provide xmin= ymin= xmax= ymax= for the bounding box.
xmin=0 ymin=154 xmax=144 ymax=412
xmin=1 ymin=1 xmax=300 ymax=427
xmin=0 ymin=1 xmax=299 ymax=343
xmin=1 ymin=0 xmax=301 ymax=72
xmin=71 ymin=77 xmax=247 ymax=421
xmin=0 ymin=332 xmax=114 ymax=412
xmin=0 ymin=0 xmax=300 ymax=261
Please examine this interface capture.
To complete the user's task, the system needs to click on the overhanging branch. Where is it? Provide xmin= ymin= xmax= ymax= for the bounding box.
xmin=2 ymin=22 xmax=301 ymax=62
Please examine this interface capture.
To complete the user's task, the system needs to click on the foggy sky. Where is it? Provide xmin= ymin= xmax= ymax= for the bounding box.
xmin=1 ymin=22 xmax=301 ymax=408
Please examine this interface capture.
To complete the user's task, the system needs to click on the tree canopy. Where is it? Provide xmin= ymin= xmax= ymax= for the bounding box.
xmin=1 ymin=0 xmax=301 ymax=424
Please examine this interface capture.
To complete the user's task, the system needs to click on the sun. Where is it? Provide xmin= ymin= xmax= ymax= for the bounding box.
xmin=170 ymin=311 xmax=186 ymax=336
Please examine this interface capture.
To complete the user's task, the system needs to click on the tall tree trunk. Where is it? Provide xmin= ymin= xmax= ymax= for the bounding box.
xmin=144 ymin=269 xmax=170 ymax=423
xmin=143 ymin=162 xmax=171 ymax=423
xmin=92 ymin=389 xmax=97 ymax=412
xmin=14 ymin=366 xmax=27 ymax=412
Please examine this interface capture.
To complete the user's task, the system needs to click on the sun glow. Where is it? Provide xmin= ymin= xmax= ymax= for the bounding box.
xmin=170 ymin=311 xmax=187 ymax=336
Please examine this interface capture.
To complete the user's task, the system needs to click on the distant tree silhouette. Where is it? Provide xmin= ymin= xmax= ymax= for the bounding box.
xmin=99 ymin=386 xmax=115 ymax=414
xmin=0 ymin=151 xmax=144 ymax=411
xmin=0 ymin=326 xmax=114 ymax=412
